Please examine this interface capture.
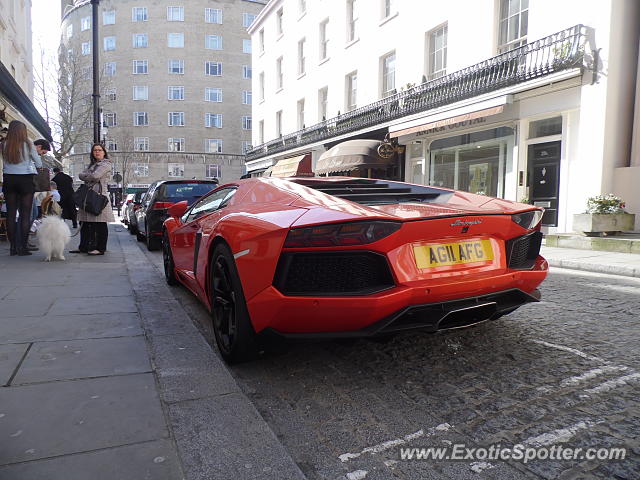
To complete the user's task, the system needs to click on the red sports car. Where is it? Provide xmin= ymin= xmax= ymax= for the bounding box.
xmin=162 ymin=177 xmax=548 ymax=363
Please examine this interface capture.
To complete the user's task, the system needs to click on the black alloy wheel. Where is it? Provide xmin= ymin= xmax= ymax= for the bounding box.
xmin=210 ymin=243 xmax=258 ymax=363
xmin=163 ymin=231 xmax=179 ymax=286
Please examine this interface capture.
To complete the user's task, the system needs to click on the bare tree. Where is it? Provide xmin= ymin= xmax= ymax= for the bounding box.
xmin=109 ymin=130 xmax=140 ymax=193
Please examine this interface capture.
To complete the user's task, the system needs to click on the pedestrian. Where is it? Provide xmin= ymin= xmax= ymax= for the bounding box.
xmin=52 ymin=166 xmax=77 ymax=228
xmin=70 ymin=143 xmax=114 ymax=255
xmin=0 ymin=120 xmax=43 ymax=255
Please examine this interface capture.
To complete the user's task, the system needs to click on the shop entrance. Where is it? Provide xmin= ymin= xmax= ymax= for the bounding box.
xmin=527 ymin=141 xmax=561 ymax=226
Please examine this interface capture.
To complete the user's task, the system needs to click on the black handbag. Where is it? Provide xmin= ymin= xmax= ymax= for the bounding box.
xmin=73 ymin=183 xmax=109 ymax=216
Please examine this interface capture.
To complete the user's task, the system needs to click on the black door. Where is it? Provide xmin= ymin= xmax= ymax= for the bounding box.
xmin=528 ymin=141 xmax=561 ymax=227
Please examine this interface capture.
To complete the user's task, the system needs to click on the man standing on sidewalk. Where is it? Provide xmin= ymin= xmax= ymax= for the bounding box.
xmin=52 ymin=167 xmax=78 ymax=228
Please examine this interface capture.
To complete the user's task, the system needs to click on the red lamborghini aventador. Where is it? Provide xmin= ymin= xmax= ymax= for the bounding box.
xmin=162 ymin=177 xmax=548 ymax=363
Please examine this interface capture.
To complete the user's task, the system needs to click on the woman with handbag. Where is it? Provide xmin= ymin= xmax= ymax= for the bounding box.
xmin=0 ymin=120 xmax=43 ymax=256
xmin=70 ymin=143 xmax=114 ymax=255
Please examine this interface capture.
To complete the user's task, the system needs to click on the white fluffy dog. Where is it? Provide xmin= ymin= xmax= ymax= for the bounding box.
xmin=37 ymin=197 xmax=71 ymax=261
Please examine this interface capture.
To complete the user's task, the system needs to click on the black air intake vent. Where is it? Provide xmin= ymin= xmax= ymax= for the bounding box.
xmin=506 ymin=231 xmax=543 ymax=269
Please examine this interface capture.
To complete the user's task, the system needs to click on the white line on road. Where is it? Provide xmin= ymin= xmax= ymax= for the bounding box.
xmin=559 ymin=365 xmax=629 ymax=387
xmin=531 ymin=339 xmax=605 ymax=363
xmin=521 ymin=420 xmax=603 ymax=447
xmin=584 ymin=372 xmax=640 ymax=395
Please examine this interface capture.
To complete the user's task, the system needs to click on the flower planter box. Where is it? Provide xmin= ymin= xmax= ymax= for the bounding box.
xmin=572 ymin=213 xmax=636 ymax=236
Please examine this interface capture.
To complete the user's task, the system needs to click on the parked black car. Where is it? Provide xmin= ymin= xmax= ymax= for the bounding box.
xmin=135 ymin=179 xmax=219 ymax=250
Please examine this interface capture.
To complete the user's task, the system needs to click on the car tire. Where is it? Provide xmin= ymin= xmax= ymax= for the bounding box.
xmin=210 ymin=243 xmax=258 ymax=364
xmin=130 ymin=223 xmax=138 ymax=235
xmin=146 ymin=226 xmax=160 ymax=251
xmin=136 ymin=229 xmax=144 ymax=242
xmin=163 ymin=230 xmax=179 ymax=286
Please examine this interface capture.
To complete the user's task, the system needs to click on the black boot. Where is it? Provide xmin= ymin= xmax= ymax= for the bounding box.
xmin=9 ymin=242 xmax=18 ymax=256
xmin=17 ymin=242 xmax=33 ymax=256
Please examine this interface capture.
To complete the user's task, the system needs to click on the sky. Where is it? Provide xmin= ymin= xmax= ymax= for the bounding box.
xmin=31 ymin=0 xmax=62 ymax=62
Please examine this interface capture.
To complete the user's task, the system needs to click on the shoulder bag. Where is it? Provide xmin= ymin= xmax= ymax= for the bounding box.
xmin=73 ymin=182 xmax=109 ymax=216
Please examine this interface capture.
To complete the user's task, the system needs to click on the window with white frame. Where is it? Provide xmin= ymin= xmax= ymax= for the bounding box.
xmin=133 ymin=60 xmax=148 ymax=74
xmin=133 ymin=85 xmax=148 ymax=100
xmin=428 ymin=24 xmax=447 ymax=79
xmin=133 ymin=33 xmax=148 ymax=48
xmin=206 ymin=139 xmax=223 ymax=153
xmin=347 ymin=0 xmax=358 ymax=42
xmin=276 ymin=57 xmax=283 ymax=89
xmin=498 ymin=0 xmax=528 ymax=53
xmin=276 ymin=8 xmax=283 ymax=35
xmin=382 ymin=0 xmax=395 ymax=18
xmin=319 ymin=19 xmax=329 ymax=60
xmin=276 ymin=110 xmax=282 ymax=137
xmin=104 ymin=36 xmax=116 ymax=51
xmin=134 ymin=138 xmax=149 ymax=152
xmin=81 ymin=16 xmax=91 ymax=30
xmin=243 ymin=39 xmax=252 ymax=54
xmin=167 ymin=33 xmax=184 ymax=48
xmin=242 ymin=116 xmax=252 ymax=130
xmin=205 ymin=88 xmax=222 ymax=102
xmin=205 ymin=8 xmax=222 ymax=24
xmin=242 ymin=90 xmax=252 ymax=105
xmin=205 ymin=113 xmax=222 ymax=128
xmin=168 ymin=59 xmax=184 ymax=74
xmin=259 ymin=120 xmax=264 ymax=144
xmin=381 ymin=51 xmax=396 ymax=97
xmin=105 ymin=139 xmax=117 ymax=151
xmin=298 ymin=38 xmax=306 ymax=75
xmin=168 ymin=112 xmax=185 ymax=126
xmin=168 ymin=138 xmax=185 ymax=151
xmin=167 ymin=6 xmax=184 ymax=21
xmin=66 ymin=24 xmax=73 ymax=39
xmin=205 ymin=35 xmax=223 ymax=50
xmin=259 ymin=72 xmax=265 ymax=101
xmin=242 ymin=141 xmax=252 ymax=154
xmin=103 ymin=10 xmax=115 ymax=25
xmin=133 ymin=162 xmax=149 ymax=175
xmin=242 ymin=13 xmax=256 ymax=28
xmin=205 ymin=62 xmax=222 ymax=76
xmin=103 ymin=112 xmax=117 ymax=127
xmin=297 ymin=99 xmax=305 ymax=129
xmin=82 ymin=42 xmax=91 ymax=55
xmin=104 ymin=88 xmax=117 ymax=101
xmin=168 ymin=163 xmax=185 ymax=177
xmin=168 ymin=86 xmax=184 ymax=100
xmin=132 ymin=7 xmax=148 ymax=22
xmin=346 ymin=71 xmax=357 ymax=111
xmin=206 ymin=164 xmax=221 ymax=178
xmin=133 ymin=112 xmax=149 ymax=126
xmin=318 ymin=87 xmax=328 ymax=121
xmin=103 ymin=63 xmax=115 ymax=76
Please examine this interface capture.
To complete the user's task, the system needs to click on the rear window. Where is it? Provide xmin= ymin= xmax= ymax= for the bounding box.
xmin=159 ymin=183 xmax=218 ymax=203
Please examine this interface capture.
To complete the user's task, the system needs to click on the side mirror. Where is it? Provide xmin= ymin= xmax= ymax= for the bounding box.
xmin=168 ymin=200 xmax=188 ymax=219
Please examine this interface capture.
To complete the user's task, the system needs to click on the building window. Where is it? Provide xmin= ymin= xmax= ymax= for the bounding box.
xmin=205 ymin=88 xmax=222 ymax=102
xmin=276 ymin=57 xmax=283 ymax=89
xmin=381 ymin=51 xmax=396 ymax=97
xmin=242 ymin=65 xmax=252 ymax=79
xmin=65 ymin=25 xmax=73 ymax=40
xmin=205 ymin=113 xmax=223 ymax=128
xmin=167 ymin=6 xmax=184 ymax=21
xmin=347 ymin=0 xmax=358 ymax=42
xmin=104 ymin=88 xmax=117 ymax=101
xmin=428 ymin=24 xmax=447 ymax=79
xmin=242 ymin=116 xmax=252 ymax=130
xmin=242 ymin=90 xmax=252 ymax=105
xmin=103 ymin=62 xmax=116 ymax=76
xmin=259 ymin=29 xmax=265 ymax=54
xmin=346 ymin=71 xmax=357 ymax=111
xmin=133 ymin=112 xmax=149 ymax=126
xmin=205 ymin=35 xmax=223 ymax=50
xmin=205 ymin=62 xmax=222 ymax=76
xmin=105 ymin=139 xmax=118 ymax=151
xmin=276 ymin=8 xmax=283 ymax=35
xmin=168 ymin=33 xmax=184 ymax=48
xmin=168 ymin=59 xmax=184 ymax=74
xmin=168 ymin=163 xmax=185 ymax=177
xmin=242 ymin=13 xmax=256 ymax=28
xmin=104 ymin=36 xmax=116 ymax=51
xmin=133 ymin=85 xmax=148 ymax=100
xmin=276 ymin=110 xmax=282 ymax=137
xmin=498 ymin=0 xmax=528 ymax=53
xmin=81 ymin=42 xmax=91 ymax=55
xmin=259 ymin=120 xmax=264 ymax=144
xmin=103 ymin=10 xmax=115 ymax=25
xmin=242 ymin=141 xmax=252 ymax=154
xmin=318 ymin=87 xmax=328 ymax=121
xmin=206 ymin=139 xmax=223 ymax=153
xmin=103 ymin=112 xmax=117 ymax=127
xmin=168 ymin=112 xmax=185 ymax=126
xmin=298 ymin=38 xmax=306 ymax=75
xmin=206 ymin=164 xmax=221 ymax=178
xmin=205 ymin=8 xmax=222 ymax=24
xmin=168 ymin=138 xmax=185 ymax=152
xmin=133 ymin=162 xmax=149 ymax=175
xmin=297 ymin=99 xmax=305 ymax=129
xmin=134 ymin=138 xmax=149 ymax=151
xmin=132 ymin=7 xmax=148 ymax=22
xmin=81 ymin=16 xmax=91 ymax=31
xmin=319 ymin=19 xmax=329 ymax=60
xmin=382 ymin=0 xmax=395 ymax=18
xmin=259 ymin=72 xmax=265 ymax=101
xmin=133 ymin=33 xmax=148 ymax=48
xmin=133 ymin=60 xmax=148 ymax=74
xmin=243 ymin=39 xmax=252 ymax=54
xmin=528 ymin=116 xmax=562 ymax=139
xmin=168 ymin=86 xmax=185 ymax=100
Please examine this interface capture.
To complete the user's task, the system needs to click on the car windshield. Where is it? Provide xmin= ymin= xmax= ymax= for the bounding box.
xmin=160 ymin=183 xmax=218 ymax=204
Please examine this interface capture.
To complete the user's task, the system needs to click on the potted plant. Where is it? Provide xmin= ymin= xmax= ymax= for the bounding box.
xmin=572 ymin=194 xmax=635 ymax=236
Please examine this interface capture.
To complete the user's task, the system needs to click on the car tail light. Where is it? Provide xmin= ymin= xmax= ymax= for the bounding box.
xmin=512 ymin=210 xmax=544 ymax=230
xmin=284 ymin=221 xmax=401 ymax=248
xmin=153 ymin=202 xmax=175 ymax=210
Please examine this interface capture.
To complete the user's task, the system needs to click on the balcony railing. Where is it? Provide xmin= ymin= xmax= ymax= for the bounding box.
xmin=246 ymin=24 xmax=586 ymax=162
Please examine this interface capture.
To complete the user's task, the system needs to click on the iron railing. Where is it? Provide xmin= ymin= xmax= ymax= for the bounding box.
xmin=246 ymin=25 xmax=586 ymax=162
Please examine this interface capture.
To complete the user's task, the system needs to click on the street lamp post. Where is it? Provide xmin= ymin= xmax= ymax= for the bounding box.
xmin=91 ymin=0 xmax=101 ymax=144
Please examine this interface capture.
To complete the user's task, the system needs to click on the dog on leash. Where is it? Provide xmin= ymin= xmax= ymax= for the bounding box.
xmin=37 ymin=195 xmax=71 ymax=261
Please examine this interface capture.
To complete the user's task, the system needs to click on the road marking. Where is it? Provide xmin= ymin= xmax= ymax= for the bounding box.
xmin=521 ymin=420 xmax=603 ymax=447
xmin=559 ymin=365 xmax=629 ymax=388
xmin=584 ymin=372 xmax=640 ymax=395
xmin=470 ymin=461 xmax=495 ymax=473
xmin=346 ymin=470 xmax=368 ymax=480
xmin=531 ymin=340 xmax=605 ymax=363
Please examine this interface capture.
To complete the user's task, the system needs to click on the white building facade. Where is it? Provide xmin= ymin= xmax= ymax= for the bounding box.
xmin=246 ymin=0 xmax=640 ymax=233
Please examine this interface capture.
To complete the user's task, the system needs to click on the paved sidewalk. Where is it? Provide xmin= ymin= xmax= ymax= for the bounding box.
xmin=0 ymin=223 xmax=305 ymax=480
xmin=541 ymin=245 xmax=640 ymax=278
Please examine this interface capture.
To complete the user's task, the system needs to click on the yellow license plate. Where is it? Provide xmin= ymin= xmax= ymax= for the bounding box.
xmin=413 ymin=240 xmax=494 ymax=268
